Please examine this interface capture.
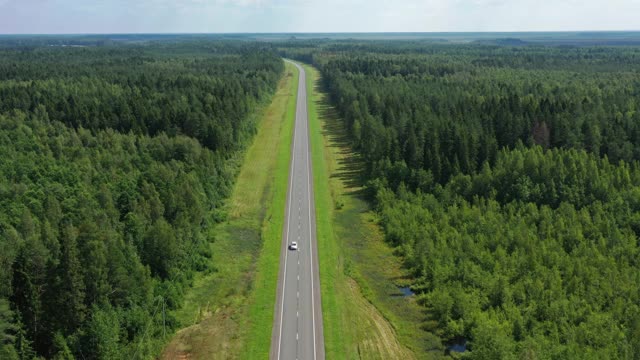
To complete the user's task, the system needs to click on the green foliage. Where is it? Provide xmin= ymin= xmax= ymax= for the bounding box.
xmin=51 ymin=333 xmax=73 ymax=360
xmin=83 ymin=305 xmax=121 ymax=359
xmin=0 ymin=299 xmax=16 ymax=346
xmin=303 ymin=42 xmax=640 ymax=358
xmin=0 ymin=42 xmax=282 ymax=358
xmin=0 ymin=45 xmax=283 ymax=155
xmin=0 ymin=344 xmax=19 ymax=360
xmin=308 ymin=45 xmax=640 ymax=187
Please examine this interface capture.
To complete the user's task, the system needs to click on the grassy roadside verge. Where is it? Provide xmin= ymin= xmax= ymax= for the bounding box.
xmin=161 ymin=62 xmax=298 ymax=359
xmin=304 ymin=63 xmax=444 ymax=359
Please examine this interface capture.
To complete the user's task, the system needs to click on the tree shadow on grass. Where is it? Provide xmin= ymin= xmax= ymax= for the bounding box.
xmin=312 ymin=75 xmax=367 ymax=194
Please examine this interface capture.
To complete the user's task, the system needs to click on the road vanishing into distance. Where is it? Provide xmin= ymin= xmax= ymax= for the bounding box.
xmin=271 ymin=61 xmax=325 ymax=360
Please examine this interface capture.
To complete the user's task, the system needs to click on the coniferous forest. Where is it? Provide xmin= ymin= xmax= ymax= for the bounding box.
xmin=0 ymin=41 xmax=283 ymax=358
xmin=3 ymin=35 xmax=640 ymax=360
xmin=282 ymin=42 xmax=640 ymax=358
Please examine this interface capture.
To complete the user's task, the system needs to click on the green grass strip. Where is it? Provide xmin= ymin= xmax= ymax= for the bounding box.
xmin=241 ymin=63 xmax=299 ymax=358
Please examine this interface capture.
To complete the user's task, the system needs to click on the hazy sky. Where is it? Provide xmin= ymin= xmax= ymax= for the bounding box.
xmin=0 ymin=0 xmax=638 ymax=34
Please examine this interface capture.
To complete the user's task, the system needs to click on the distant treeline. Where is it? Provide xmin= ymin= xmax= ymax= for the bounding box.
xmin=282 ymin=42 xmax=640 ymax=358
xmin=0 ymin=43 xmax=282 ymax=359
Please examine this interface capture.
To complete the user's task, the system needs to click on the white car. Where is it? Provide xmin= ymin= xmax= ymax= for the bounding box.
xmin=289 ymin=241 xmax=298 ymax=251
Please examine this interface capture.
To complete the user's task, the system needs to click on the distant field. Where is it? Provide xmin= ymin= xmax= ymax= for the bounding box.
xmin=2 ymin=31 xmax=640 ymax=46
xmin=255 ymin=31 xmax=640 ymax=45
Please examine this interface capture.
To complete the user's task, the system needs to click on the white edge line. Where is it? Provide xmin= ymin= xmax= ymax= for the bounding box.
xmin=277 ymin=60 xmax=299 ymax=360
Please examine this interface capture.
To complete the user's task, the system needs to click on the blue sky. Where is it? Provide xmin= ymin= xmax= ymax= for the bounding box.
xmin=0 ymin=0 xmax=638 ymax=34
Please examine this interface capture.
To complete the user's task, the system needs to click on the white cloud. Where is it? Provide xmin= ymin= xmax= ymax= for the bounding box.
xmin=1 ymin=0 xmax=639 ymax=33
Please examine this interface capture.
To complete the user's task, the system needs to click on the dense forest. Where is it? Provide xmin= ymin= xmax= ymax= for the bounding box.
xmin=282 ymin=42 xmax=640 ymax=358
xmin=0 ymin=42 xmax=283 ymax=358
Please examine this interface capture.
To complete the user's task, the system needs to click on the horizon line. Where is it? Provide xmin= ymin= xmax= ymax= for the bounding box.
xmin=1 ymin=30 xmax=640 ymax=36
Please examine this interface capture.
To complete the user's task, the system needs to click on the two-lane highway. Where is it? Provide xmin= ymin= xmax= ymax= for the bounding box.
xmin=271 ymin=61 xmax=325 ymax=360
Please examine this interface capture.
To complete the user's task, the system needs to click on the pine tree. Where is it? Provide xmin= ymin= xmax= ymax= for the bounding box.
xmin=83 ymin=305 xmax=120 ymax=360
xmin=13 ymin=319 xmax=35 ymax=360
xmin=54 ymin=224 xmax=86 ymax=335
xmin=10 ymin=243 xmax=45 ymax=352
xmin=0 ymin=299 xmax=17 ymax=347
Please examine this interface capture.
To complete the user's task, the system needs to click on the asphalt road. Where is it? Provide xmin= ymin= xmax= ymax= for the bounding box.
xmin=271 ymin=61 xmax=325 ymax=360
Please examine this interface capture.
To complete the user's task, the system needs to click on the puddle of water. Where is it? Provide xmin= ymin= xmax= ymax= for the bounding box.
xmin=398 ymin=286 xmax=414 ymax=297
xmin=446 ymin=338 xmax=467 ymax=353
